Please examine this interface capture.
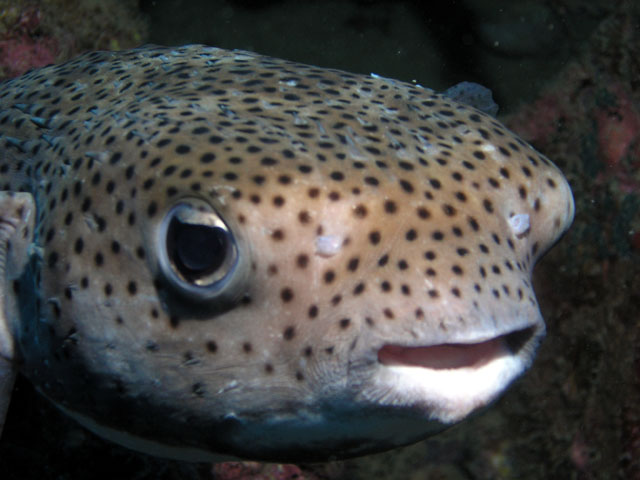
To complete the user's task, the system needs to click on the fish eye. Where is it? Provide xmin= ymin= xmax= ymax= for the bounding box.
xmin=167 ymin=212 xmax=231 ymax=284
xmin=157 ymin=199 xmax=246 ymax=301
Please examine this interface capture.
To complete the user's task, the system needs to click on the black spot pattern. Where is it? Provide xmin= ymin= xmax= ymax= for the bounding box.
xmin=0 ymin=44 xmax=573 ymax=457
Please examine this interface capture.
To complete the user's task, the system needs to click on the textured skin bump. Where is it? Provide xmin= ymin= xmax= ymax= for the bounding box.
xmin=0 ymin=45 xmax=574 ymax=462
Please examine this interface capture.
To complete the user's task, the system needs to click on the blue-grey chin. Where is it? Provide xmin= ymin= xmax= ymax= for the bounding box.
xmin=368 ymin=322 xmax=544 ymax=424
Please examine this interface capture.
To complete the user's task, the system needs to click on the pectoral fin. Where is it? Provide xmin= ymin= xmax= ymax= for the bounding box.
xmin=0 ymin=192 xmax=35 ymax=435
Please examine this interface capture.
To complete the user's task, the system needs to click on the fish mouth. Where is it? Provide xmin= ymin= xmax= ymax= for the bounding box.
xmin=377 ymin=326 xmax=536 ymax=370
xmin=372 ymin=325 xmax=542 ymax=424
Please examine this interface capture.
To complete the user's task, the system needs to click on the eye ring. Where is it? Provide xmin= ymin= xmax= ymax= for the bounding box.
xmin=156 ymin=198 xmax=248 ymax=301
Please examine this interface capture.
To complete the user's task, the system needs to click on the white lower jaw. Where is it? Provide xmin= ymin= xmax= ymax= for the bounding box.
xmin=367 ymin=324 xmax=543 ymax=424
xmin=373 ymin=345 xmax=526 ymax=423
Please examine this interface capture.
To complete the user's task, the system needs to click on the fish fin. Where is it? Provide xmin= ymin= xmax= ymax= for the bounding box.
xmin=442 ymin=81 xmax=499 ymax=116
xmin=0 ymin=191 xmax=36 ymax=436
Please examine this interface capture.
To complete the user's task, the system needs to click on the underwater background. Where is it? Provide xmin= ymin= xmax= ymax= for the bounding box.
xmin=0 ymin=0 xmax=638 ymax=478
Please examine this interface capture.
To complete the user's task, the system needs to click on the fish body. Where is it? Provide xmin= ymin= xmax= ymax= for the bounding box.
xmin=0 ymin=45 xmax=574 ymax=461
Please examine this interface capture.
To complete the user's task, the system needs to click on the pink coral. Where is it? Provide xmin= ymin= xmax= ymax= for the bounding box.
xmin=595 ymin=83 xmax=640 ymax=169
xmin=592 ymin=82 xmax=640 ymax=195
xmin=506 ymin=71 xmax=640 ymax=195
xmin=0 ymin=4 xmax=58 ymax=78
xmin=0 ymin=35 xmax=58 ymax=77
xmin=212 ymin=461 xmax=319 ymax=480
xmin=506 ymin=92 xmax=566 ymax=148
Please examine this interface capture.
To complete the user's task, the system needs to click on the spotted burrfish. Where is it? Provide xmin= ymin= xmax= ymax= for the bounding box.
xmin=0 ymin=45 xmax=574 ymax=462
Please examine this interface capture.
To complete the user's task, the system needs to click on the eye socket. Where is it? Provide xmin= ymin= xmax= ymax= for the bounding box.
xmin=157 ymin=199 xmax=246 ymax=301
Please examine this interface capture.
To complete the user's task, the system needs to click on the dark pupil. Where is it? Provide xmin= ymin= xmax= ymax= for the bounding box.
xmin=168 ymin=218 xmax=227 ymax=279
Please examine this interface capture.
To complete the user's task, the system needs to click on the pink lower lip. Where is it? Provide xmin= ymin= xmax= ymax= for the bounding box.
xmin=377 ymin=337 xmax=508 ymax=370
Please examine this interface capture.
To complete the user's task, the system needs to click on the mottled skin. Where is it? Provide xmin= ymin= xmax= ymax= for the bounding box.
xmin=0 ymin=45 xmax=574 ymax=462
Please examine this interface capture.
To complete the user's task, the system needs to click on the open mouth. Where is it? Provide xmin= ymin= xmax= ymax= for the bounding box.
xmin=377 ymin=326 xmax=537 ymax=370
xmin=370 ymin=325 xmax=541 ymax=423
